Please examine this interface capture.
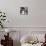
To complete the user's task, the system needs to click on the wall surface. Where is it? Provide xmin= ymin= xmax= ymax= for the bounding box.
xmin=31 ymin=0 xmax=46 ymax=27
xmin=0 ymin=0 xmax=46 ymax=27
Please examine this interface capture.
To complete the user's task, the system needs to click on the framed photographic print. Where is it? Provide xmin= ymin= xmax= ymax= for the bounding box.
xmin=20 ymin=7 xmax=28 ymax=15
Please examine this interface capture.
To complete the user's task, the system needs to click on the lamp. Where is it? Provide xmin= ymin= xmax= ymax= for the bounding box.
xmin=5 ymin=29 xmax=10 ymax=37
xmin=5 ymin=29 xmax=9 ymax=33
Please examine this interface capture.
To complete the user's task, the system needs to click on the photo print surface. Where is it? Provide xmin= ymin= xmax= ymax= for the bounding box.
xmin=20 ymin=7 xmax=28 ymax=15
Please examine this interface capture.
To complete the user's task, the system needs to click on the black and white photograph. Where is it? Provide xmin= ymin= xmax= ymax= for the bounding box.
xmin=20 ymin=7 xmax=28 ymax=15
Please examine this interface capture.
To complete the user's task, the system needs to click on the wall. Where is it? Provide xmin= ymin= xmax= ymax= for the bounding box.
xmin=0 ymin=0 xmax=32 ymax=27
xmin=31 ymin=0 xmax=46 ymax=27
xmin=0 ymin=0 xmax=46 ymax=27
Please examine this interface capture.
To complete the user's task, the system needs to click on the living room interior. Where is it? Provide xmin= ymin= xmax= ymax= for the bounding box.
xmin=0 ymin=0 xmax=46 ymax=46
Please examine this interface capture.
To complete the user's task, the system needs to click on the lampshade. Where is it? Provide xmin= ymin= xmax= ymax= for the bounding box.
xmin=5 ymin=29 xmax=10 ymax=33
